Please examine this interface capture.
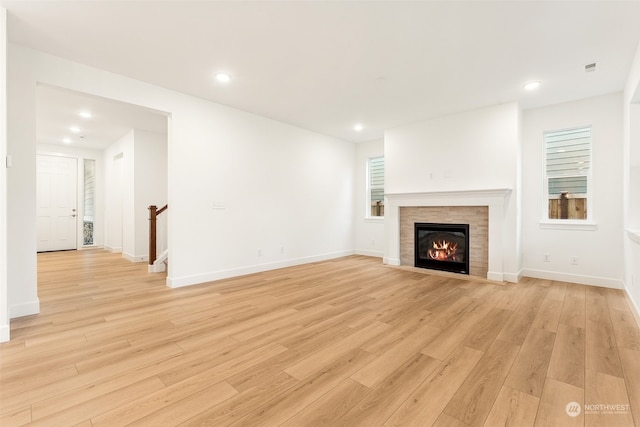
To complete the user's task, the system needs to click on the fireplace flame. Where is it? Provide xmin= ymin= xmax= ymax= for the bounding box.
xmin=428 ymin=240 xmax=459 ymax=261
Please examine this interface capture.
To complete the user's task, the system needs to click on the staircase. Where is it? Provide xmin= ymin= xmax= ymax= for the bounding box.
xmin=148 ymin=204 xmax=168 ymax=274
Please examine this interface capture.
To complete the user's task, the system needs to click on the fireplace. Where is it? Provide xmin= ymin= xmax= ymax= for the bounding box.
xmin=414 ymin=223 xmax=470 ymax=274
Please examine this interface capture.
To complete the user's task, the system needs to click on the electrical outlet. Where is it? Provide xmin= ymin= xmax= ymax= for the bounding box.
xmin=280 ymin=246 xmax=284 ymax=254
xmin=257 ymin=248 xmax=262 ymax=257
xmin=570 ymin=256 xmax=578 ymax=265
xmin=543 ymin=253 xmax=550 ymax=263
xmin=371 ymin=239 xmax=375 ymax=246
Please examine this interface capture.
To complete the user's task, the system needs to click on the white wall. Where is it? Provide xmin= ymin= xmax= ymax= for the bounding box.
xmin=623 ymin=41 xmax=640 ymax=316
xmin=5 ymin=44 xmax=355 ymax=316
xmin=6 ymin=45 xmax=38 ymax=318
xmin=521 ymin=92 xmax=624 ymax=288
xmin=103 ymin=130 xmax=133 ymax=254
xmin=0 ymin=7 xmax=9 ymax=342
xmin=133 ymin=129 xmax=167 ymax=261
xmin=354 ymin=139 xmax=385 ymax=257
xmin=384 ymin=102 xmax=521 ymax=278
xmin=103 ymin=128 xmax=167 ymax=262
xmin=36 ymin=143 xmax=105 ymax=249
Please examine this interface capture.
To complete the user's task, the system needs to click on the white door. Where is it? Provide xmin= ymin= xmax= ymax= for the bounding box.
xmin=37 ymin=155 xmax=78 ymax=252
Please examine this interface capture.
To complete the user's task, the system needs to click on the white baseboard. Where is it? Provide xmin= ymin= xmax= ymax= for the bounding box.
xmin=104 ymin=244 xmax=122 ymax=253
xmin=383 ymin=257 xmax=401 ymax=266
xmin=9 ymin=298 xmax=40 ymax=318
xmin=0 ymin=324 xmax=9 ymax=343
xmin=167 ymin=250 xmax=355 ymax=288
xmin=355 ymin=249 xmax=384 ymax=258
xmin=122 ymin=252 xmax=148 ymax=263
xmin=521 ymin=268 xmax=623 ymax=289
xmin=623 ymin=286 xmax=640 ymax=329
xmin=149 ymin=262 xmax=166 ymax=273
xmin=502 ymin=270 xmax=523 ymax=283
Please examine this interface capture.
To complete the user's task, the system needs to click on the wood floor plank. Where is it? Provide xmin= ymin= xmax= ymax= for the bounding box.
xmin=444 ymin=339 xmax=520 ymax=427
xmin=421 ymin=301 xmax=494 ymax=360
xmin=125 ymin=381 xmax=238 ymax=427
xmin=433 ymin=413 xmax=474 ymax=427
xmin=283 ymin=321 xmax=390 ymax=381
xmin=609 ymin=307 xmax=640 ymax=351
xmin=482 ymin=385 xmax=539 ymax=427
xmin=618 ymin=348 xmax=640 ymax=425
xmin=504 ymin=327 xmax=555 ymax=397
xmin=586 ymin=319 xmax=624 ymax=378
xmin=28 ymin=377 xmax=166 ymax=426
xmin=280 ymin=379 xmax=371 ymax=427
xmin=531 ymin=297 xmax=563 ymax=333
xmin=177 ymin=372 xmax=297 ymax=427
xmin=384 ymin=345 xmax=483 ymax=427
xmin=559 ymin=283 xmax=586 ymax=328
xmin=534 ymin=378 xmax=583 ymax=427
xmin=350 ymin=322 xmax=441 ymax=388
xmin=546 ymin=323 xmax=585 ymax=388
xmin=229 ymin=348 xmax=376 ymax=426
xmin=2 ymin=250 xmax=639 ymax=426
xmin=584 ymin=369 xmax=634 ymax=427
xmin=332 ymin=353 xmax=441 ymax=427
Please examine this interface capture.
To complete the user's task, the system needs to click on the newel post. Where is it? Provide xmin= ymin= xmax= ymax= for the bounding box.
xmin=149 ymin=205 xmax=157 ymax=265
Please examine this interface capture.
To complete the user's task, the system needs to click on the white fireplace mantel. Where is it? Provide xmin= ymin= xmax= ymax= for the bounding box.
xmin=384 ymin=188 xmax=513 ymax=282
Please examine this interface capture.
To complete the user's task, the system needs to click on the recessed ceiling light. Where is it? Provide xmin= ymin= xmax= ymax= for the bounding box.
xmin=69 ymin=126 xmax=81 ymax=133
xmin=354 ymin=124 xmax=364 ymax=132
xmin=63 ymin=138 xmax=72 ymax=144
xmin=79 ymin=111 xmax=92 ymax=119
xmin=523 ymin=81 xmax=541 ymax=91
xmin=215 ymin=73 xmax=232 ymax=84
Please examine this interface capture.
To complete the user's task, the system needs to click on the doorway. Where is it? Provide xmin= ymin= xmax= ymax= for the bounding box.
xmin=36 ymin=154 xmax=78 ymax=252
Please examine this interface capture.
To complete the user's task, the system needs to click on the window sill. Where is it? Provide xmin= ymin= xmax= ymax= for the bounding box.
xmin=539 ymin=220 xmax=598 ymax=231
xmin=364 ymin=217 xmax=385 ymax=223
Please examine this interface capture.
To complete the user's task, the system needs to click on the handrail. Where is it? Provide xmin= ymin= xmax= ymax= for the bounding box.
xmin=149 ymin=204 xmax=168 ymax=265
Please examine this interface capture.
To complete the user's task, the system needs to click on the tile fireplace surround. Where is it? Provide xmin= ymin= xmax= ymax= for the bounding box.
xmin=384 ymin=189 xmax=513 ymax=282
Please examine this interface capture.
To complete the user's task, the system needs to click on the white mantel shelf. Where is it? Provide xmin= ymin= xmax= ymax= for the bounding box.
xmin=384 ymin=188 xmax=515 ymax=282
xmin=386 ymin=188 xmax=512 ymax=201
xmin=627 ymin=229 xmax=640 ymax=245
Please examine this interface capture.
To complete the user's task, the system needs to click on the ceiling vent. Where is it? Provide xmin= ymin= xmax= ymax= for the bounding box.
xmin=585 ymin=62 xmax=597 ymax=72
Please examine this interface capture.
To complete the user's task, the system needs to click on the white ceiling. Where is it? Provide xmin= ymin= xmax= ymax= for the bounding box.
xmin=37 ymin=84 xmax=167 ymax=150
xmin=4 ymin=1 xmax=640 ymax=143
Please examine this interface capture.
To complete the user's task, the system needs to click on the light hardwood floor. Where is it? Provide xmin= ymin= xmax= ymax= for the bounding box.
xmin=1 ymin=249 xmax=639 ymax=426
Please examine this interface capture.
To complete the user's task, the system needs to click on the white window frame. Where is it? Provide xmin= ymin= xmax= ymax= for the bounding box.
xmin=540 ymin=125 xmax=597 ymax=230
xmin=366 ymin=156 xmax=384 ymax=220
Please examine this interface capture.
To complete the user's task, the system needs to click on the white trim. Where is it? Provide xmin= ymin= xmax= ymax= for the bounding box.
xmin=363 ymin=217 xmax=384 ymax=224
xmin=626 ymin=229 xmax=640 ymax=244
xmin=122 ymin=252 xmax=148 ymax=263
xmin=104 ymin=244 xmax=122 ymax=253
xmin=624 ymin=286 xmax=640 ymax=329
xmin=167 ymin=250 xmax=355 ymax=288
xmin=539 ymin=220 xmax=598 ymax=231
xmin=355 ymin=249 xmax=384 ymax=258
xmin=522 ymin=268 xmax=623 ymax=289
xmin=0 ymin=324 xmax=9 ymax=343
xmin=9 ymin=298 xmax=40 ymax=318
xmin=503 ymin=270 xmax=523 ymax=283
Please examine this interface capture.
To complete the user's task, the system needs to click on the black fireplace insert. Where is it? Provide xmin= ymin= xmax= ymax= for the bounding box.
xmin=414 ymin=222 xmax=470 ymax=274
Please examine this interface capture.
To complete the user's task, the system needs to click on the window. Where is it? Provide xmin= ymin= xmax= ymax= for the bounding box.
xmin=83 ymin=159 xmax=96 ymax=245
xmin=367 ymin=156 xmax=384 ymax=217
xmin=544 ymin=127 xmax=591 ymax=220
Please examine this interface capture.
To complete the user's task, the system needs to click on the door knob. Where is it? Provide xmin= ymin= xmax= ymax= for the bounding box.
xmin=71 ymin=214 xmax=76 ymax=217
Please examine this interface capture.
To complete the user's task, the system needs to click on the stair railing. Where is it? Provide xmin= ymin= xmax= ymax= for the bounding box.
xmin=148 ymin=204 xmax=168 ymax=265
